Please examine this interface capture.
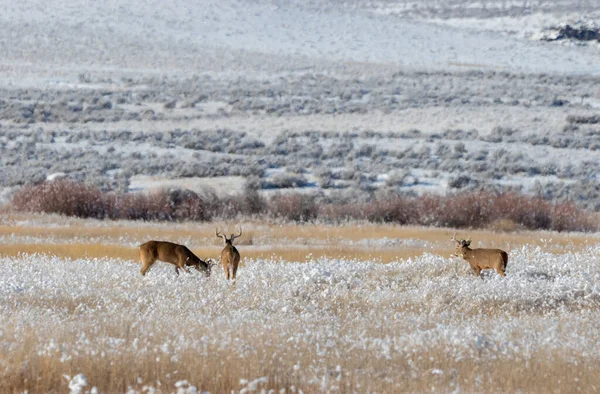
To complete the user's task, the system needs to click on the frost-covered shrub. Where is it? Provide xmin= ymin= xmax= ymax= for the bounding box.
xmin=453 ymin=142 xmax=467 ymax=158
xmin=385 ymin=170 xmax=408 ymax=188
xmin=315 ymin=169 xmax=335 ymax=189
xmin=473 ymin=149 xmax=489 ymax=161
xmin=262 ymin=173 xmax=310 ymax=189
xmin=435 ymin=142 xmax=452 ymax=158
xmin=442 ymin=128 xmax=479 ymax=140
xmin=566 ymin=114 xmax=600 ymax=124
xmin=401 ymin=129 xmax=422 ymax=139
xmin=448 ymin=175 xmax=477 ymax=189
xmin=323 ymin=140 xmax=354 ymax=160
xmin=338 ymin=167 xmax=356 ymax=181
xmin=354 ymin=144 xmax=375 ymax=158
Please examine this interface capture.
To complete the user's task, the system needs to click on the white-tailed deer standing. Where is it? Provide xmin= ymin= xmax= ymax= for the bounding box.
xmin=216 ymin=227 xmax=242 ymax=280
xmin=451 ymin=233 xmax=508 ymax=278
xmin=138 ymin=240 xmax=215 ymax=277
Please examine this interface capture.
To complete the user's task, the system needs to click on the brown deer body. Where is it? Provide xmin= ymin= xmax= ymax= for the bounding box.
xmin=217 ymin=227 xmax=242 ymax=281
xmin=138 ymin=240 xmax=215 ymax=277
xmin=452 ymin=234 xmax=508 ymax=278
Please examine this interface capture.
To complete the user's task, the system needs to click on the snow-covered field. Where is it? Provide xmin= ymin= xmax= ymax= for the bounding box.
xmin=2 ymin=245 xmax=600 ymax=392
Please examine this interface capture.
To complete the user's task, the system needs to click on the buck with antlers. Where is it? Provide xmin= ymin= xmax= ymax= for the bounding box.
xmin=451 ymin=233 xmax=508 ymax=278
xmin=138 ymin=240 xmax=216 ymax=277
xmin=216 ymin=227 xmax=242 ymax=281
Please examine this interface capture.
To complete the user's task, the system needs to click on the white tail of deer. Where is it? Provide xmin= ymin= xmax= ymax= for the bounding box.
xmin=138 ymin=240 xmax=216 ymax=277
xmin=216 ymin=227 xmax=242 ymax=281
xmin=451 ymin=233 xmax=508 ymax=278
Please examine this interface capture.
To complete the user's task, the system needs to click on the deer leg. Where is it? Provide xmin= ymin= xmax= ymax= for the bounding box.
xmin=140 ymin=258 xmax=154 ymax=276
xmin=496 ymin=268 xmax=506 ymax=277
xmin=141 ymin=263 xmax=152 ymax=276
xmin=177 ymin=257 xmax=191 ymax=274
xmin=175 ymin=266 xmax=180 ymax=276
xmin=223 ymin=261 xmax=230 ymax=280
xmin=232 ymin=261 xmax=238 ymax=281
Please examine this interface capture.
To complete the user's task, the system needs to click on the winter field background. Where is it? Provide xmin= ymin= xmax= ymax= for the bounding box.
xmin=1 ymin=0 xmax=600 ymax=392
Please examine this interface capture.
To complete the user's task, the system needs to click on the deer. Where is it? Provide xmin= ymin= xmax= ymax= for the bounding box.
xmin=451 ymin=233 xmax=508 ymax=278
xmin=216 ymin=227 xmax=242 ymax=281
xmin=138 ymin=240 xmax=216 ymax=277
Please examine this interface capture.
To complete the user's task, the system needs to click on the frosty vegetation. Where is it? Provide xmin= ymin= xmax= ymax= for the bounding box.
xmin=1 ymin=69 xmax=599 ymax=210
xmin=2 ymin=247 xmax=600 ymax=392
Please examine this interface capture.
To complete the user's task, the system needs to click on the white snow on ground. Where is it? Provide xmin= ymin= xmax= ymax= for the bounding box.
xmin=1 ymin=247 xmax=600 ymax=391
xmin=1 ymin=0 xmax=600 ymax=89
xmin=128 ymin=175 xmax=246 ymax=195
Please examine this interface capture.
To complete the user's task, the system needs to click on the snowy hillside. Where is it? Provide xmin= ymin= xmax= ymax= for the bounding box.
xmin=2 ymin=0 xmax=600 ymax=85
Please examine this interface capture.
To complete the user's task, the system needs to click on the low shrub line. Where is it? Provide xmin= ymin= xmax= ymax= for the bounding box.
xmin=10 ymin=180 xmax=597 ymax=232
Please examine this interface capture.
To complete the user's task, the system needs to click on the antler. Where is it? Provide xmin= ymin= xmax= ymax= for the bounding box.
xmin=231 ymin=226 xmax=242 ymax=242
xmin=451 ymin=232 xmax=466 ymax=244
xmin=216 ymin=228 xmax=224 ymax=239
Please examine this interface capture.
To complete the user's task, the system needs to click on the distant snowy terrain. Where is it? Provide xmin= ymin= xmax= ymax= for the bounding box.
xmin=2 ymin=0 xmax=600 ymax=83
xmin=1 ymin=0 xmax=599 ymax=208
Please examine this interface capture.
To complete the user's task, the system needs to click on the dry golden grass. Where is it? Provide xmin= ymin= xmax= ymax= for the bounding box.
xmin=2 ymin=330 xmax=597 ymax=394
xmin=4 ymin=219 xmax=587 ymax=269
xmin=1 ymin=212 xmax=597 ymax=264
xmin=3 ymin=212 xmax=596 ymax=243
xmin=0 ymin=243 xmax=441 ymax=264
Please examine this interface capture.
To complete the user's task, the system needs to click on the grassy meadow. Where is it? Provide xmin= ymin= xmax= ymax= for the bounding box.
xmin=1 ymin=213 xmax=600 ymax=392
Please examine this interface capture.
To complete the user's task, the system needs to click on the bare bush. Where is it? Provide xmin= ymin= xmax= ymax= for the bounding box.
xmin=9 ymin=182 xmax=597 ymax=231
xmin=268 ymin=193 xmax=318 ymax=222
xmin=12 ymin=180 xmax=108 ymax=219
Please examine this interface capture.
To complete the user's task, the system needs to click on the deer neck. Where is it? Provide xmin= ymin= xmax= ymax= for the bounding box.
xmin=462 ymin=247 xmax=475 ymax=260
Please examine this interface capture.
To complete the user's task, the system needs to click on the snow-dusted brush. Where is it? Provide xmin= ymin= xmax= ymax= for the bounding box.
xmin=216 ymin=227 xmax=242 ymax=281
xmin=137 ymin=240 xmax=216 ymax=277
xmin=451 ymin=233 xmax=508 ymax=278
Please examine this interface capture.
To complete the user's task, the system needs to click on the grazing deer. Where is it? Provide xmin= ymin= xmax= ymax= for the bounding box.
xmin=451 ymin=233 xmax=508 ymax=278
xmin=138 ymin=240 xmax=215 ymax=277
xmin=216 ymin=227 xmax=242 ymax=281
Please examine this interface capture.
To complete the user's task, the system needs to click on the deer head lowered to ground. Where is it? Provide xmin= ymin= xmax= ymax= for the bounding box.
xmin=451 ymin=233 xmax=508 ymax=278
xmin=216 ymin=227 xmax=242 ymax=281
xmin=138 ymin=240 xmax=216 ymax=277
